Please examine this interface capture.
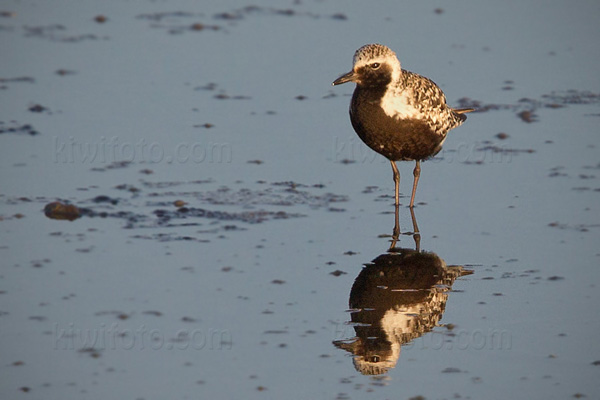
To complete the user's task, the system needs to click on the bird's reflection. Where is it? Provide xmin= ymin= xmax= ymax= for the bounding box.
xmin=333 ymin=207 xmax=472 ymax=375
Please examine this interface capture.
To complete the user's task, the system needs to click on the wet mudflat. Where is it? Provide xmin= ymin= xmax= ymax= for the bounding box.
xmin=1 ymin=1 xmax=599 ymax=399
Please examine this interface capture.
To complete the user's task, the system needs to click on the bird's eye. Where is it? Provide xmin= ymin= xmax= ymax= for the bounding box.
xmin=370 ymin=63 xmax=381 ymax=69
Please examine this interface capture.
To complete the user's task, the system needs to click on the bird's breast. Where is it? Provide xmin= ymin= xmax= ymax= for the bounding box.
xmin=349 ymin=88 xmax=446 ymax=161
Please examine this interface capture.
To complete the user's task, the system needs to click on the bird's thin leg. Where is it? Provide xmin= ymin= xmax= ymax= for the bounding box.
xmin=409 ymin=206 xmax=421 ymax=252
xmin=389 ymin=203 xmax=400 ymax=251
xmin=409 ymin=160 xmax=421 ymax=208
xmin=390 ymin=160 xmax=400 ymax=207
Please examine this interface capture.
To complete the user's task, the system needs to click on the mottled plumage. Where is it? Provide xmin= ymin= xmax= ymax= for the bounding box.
xmin=333 ymin=43 xmax=473 ymax=207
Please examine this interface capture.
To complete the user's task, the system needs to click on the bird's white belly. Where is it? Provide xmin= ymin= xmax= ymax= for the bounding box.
xmin=380 ymin=88 xmax=420 ymax=120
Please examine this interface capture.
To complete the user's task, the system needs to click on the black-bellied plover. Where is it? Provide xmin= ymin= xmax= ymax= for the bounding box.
xmin=333 ymin=43 xmax=473 ymax=207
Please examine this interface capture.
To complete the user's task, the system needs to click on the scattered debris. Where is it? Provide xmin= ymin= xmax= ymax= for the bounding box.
xmin=44 ymin=202 xmax=81 ymax=221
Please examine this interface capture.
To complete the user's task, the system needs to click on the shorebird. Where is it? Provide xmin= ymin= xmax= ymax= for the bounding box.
xmin=333 ymin=43 xmax=473 ymax=207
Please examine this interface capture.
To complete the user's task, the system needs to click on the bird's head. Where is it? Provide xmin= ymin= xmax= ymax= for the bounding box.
xmin=332 ymin=43 xmax=401 ymax=88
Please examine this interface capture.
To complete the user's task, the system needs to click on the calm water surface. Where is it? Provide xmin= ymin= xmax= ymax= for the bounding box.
xmin=1 ymin=1 xmax=599 ymax=399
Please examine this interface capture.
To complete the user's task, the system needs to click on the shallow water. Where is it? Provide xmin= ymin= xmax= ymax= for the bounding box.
xmin=1 ymin=1 xmax=599 ymax=399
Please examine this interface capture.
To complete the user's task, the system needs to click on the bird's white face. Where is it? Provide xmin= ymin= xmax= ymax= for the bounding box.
xmin=353 ymin=44 xmax=398 ymax=67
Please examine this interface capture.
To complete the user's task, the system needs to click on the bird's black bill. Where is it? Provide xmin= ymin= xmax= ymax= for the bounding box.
xmin=332 ymin=71 xmax=356 ymax=86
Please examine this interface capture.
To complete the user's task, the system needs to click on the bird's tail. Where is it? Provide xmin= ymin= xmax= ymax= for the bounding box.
xmin=453 ymin=108 xmax=475 ymax=114
xmin=453 ymin=107 xmax=475 ymax=123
